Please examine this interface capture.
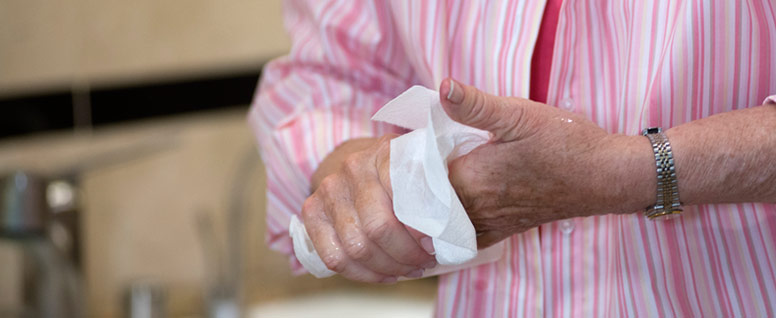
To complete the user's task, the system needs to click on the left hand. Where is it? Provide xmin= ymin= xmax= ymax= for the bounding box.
xmin=441 ymin=78 xmax=653 ymax=248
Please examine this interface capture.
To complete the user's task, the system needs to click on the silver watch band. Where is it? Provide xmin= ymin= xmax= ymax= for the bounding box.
xmin=641 ymin=127 xmax=683 ymax=220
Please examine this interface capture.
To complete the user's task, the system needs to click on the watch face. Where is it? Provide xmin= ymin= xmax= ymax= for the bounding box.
xmin=642 ymin=127 xmax=663 ymax=135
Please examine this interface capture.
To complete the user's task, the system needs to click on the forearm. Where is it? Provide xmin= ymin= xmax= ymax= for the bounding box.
xmin=667 ymin=103 xmax=776 ymax=205
xmin=619 ymin=103 xmax=776 ymax=214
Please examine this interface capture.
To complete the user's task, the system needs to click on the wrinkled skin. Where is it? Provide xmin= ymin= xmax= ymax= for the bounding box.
xmin=442 ymin=78 xmax=650 ymax=247
xmin=302 ymin=134 xmax=437 ymax=283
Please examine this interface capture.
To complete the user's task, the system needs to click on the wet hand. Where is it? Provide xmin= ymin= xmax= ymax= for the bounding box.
xmin=302 ymin=135 xmax=437 ymax=283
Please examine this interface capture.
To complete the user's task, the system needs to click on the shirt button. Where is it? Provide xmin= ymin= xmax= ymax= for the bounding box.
xmin=560 ymin=98 xmax=574 ymax=111
xmin=559 ymin=220 xmax=575 ymax=235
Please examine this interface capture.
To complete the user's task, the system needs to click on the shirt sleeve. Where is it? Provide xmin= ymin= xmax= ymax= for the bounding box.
xmin=248 ymin=0 xmax=416 ymax=274
xmin=764 ymin=95 xmax=776 ymax=105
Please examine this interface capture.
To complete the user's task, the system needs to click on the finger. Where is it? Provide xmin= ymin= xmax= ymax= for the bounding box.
xmin=404 ymin=226 xmax=437 ymax=258
xmin=354 ymin=179 xmax=436 ymax=268
xmin=439 ymin=78 xmax=527 ymax=141
xmin=301 ymin=195 xmax=392 ymax=283
xmin=404 ymin=225 xmax=437 ymax=260
xmin=318 ymin=176 xmax=421 ymax=276
xmin=328 ymin=202 xmax=422 ymax=276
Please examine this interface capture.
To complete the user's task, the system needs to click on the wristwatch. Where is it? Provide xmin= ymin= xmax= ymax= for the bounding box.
xmin=641 ymin=127 xmax=683 ymax=220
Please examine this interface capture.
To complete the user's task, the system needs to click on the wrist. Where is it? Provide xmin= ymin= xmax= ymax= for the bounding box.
xmin=592 ymin=134 xmax=656 ymax=216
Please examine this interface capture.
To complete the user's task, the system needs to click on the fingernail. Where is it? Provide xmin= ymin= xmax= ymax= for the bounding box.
xmin=422 ymin=260 xmax=437 ymax=269
xmin=444 ymin=78 xmax=464 ymax=104
xmin=420 ymin=237 xmax=436 ymax=255
xmin=380 ymin=276 xmax=397 ymax=284
xmin=406 ymin=269 xmax=424 ymax=278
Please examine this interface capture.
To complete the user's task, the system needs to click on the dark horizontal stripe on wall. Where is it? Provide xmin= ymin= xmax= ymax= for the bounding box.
xmin=0 ymin=69 xmax=262 ymax=139
xmin=0 ymin=92 xmax=75 ymax=138
xmin=90 ymin=71 xmax=260 ymax=124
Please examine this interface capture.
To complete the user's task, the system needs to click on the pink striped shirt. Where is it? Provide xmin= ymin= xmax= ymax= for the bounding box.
xmin=248 ymin=1 xmax=776 ymax=316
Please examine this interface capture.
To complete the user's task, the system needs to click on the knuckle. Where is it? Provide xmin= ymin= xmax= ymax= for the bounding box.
xmin=364 ymin=216 xmax=392 ymax=243
xmin=487 ymin=98 xmax=528 ymax=141
xmin=301 ymin=196 xmax=323 ymax=223
xmin=321 ymin=252 xmax=346 ymax=272
xmin=300 ymin=197 xmax=317 ymax=221
xmin=343 ymin=236 xmax=372 ymax=262
xmin=317 ymin=175 xmax=339 ymax=195
xmin=301 ymin=196 xmax=316 ymax=210
xmin=342 ymin=153 xmax=363 ymax=176
xmin=508 ymin=99 xmax=544 ymax=139
xmin=469 ymin=91 xmax=489 ymax=122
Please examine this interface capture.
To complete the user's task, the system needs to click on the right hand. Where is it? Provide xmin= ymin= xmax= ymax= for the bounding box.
xmin=302 ymin=134 xmax=437 ymax=283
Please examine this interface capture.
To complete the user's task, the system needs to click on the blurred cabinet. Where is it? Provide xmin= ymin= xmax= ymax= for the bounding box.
xmin=0 ymin=0 xmax=291 ymax=97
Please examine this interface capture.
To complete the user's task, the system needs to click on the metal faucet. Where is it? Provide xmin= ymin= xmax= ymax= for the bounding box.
xmin=0 ymin=170 xmax=84 ymax=318
xmin=0 ymin=137 xmax=177 ymax=317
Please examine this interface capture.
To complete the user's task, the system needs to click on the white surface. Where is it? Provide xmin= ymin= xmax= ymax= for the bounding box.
xmin=248 ymin=291 xmax=434 ymax=318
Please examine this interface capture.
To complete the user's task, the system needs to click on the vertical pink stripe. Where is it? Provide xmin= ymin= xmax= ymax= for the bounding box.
xmin=738 ymin=204 xmax=775 ymax=314
xmin=700 ymin=206 xmax=734 ymax=315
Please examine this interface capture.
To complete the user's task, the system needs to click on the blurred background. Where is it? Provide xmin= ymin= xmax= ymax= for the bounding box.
xmin=0 ymin=0 xmax=435 ymax=317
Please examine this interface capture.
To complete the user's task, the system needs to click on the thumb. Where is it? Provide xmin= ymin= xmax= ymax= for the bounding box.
xmin=439 ymin=78 xmax=525 ymax=141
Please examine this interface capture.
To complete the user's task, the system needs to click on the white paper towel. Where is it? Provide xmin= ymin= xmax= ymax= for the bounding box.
xmin=289 ymin=85 xmax=504 ymax=278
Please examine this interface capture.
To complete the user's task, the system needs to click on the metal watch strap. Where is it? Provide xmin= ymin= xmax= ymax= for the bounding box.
xmin=641 ymin=127 xmax=683 ymax=220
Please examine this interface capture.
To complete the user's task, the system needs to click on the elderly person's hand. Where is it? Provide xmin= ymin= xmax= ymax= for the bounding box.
xmin=441 ymin=79 xmax=653 ymax=248
xmin=303 ymin=134 xmax=437 ymax=283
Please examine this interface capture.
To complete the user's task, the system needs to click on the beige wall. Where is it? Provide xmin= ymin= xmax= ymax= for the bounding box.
xmin=0 ymin=0 xmax=291 ymax=97
xmin=0 ymin=0 xmax=293 ymax=315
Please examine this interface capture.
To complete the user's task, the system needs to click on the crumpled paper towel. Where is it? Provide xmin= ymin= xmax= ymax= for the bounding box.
xmin=289 ymin=85 xmax=504 ymax=278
